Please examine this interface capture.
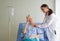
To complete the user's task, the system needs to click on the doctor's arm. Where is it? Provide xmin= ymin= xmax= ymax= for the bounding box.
xmin=37 ymin=16 xmax=54 ymax=28
xmin=28 ymin=15 xmax=54 ymax=28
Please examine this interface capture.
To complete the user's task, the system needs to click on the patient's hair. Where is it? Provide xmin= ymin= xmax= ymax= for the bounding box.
xmin=41 ymin=4 xmax=53 ymax=16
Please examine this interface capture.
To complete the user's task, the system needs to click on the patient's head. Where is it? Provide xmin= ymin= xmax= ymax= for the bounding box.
xmin=26 ymin=15 xmax=33 ymax=25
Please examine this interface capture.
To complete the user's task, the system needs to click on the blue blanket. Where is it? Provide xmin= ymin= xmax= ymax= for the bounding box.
xmin=23 ymin=38 xmax=37 ymax=41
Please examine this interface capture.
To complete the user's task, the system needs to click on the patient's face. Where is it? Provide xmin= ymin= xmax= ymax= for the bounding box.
xmin=27 ymin=16 xmax=32 ymax=23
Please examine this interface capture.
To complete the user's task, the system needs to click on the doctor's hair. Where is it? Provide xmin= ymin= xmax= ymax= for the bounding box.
xmin=41 ymin=4 xmax=53 ymax=16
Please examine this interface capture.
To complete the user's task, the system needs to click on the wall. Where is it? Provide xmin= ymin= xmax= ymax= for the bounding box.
xmin=0 ymin=0 xmax=9 ymax=41
xmin=55 ymin=0 xmax=60 ymax=41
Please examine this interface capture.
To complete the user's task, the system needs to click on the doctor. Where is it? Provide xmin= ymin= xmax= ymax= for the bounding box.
xmin=27 ymin=4 xmax=56 ymax=41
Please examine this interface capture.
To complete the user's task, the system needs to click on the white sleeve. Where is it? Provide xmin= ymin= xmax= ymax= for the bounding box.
xmin=38 ymin=15 xmax=54 ymax=28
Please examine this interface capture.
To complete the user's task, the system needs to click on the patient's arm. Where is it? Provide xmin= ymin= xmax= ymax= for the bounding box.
xmin=22 ymin=21 xmax=28 ymax=33
xmin=30 ymin=34 xmax=40 ymax=38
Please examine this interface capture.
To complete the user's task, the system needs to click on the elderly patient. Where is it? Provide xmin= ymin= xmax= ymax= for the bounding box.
xmin=22 ymin=15 xmax=40 ymax=41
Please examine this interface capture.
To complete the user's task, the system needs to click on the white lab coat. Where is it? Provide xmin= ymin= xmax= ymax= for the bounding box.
xmin=38 ymin=13 xmax=56 ymax=41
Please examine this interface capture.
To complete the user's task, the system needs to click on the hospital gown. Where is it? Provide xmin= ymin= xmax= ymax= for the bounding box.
xmin=23 ymin=24 xmax=45 ymax=41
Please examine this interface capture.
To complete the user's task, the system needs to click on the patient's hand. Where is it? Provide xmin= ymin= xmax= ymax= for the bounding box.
xmin=30 ymin=34 xmax=40 ymax=38
xmin=37 ymin=34 xmax=40 ymax=38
